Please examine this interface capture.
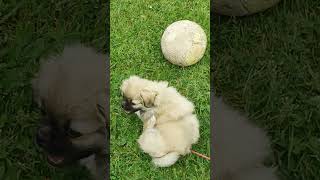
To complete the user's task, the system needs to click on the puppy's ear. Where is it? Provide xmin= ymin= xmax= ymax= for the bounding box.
xmin=140 ymin=89 xmax=158 ymax=107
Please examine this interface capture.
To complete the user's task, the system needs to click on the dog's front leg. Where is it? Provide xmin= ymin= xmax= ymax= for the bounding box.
xmin=146 ymin=115 xmax=156 ymax=128
xmin=143 ymin=115 xmax=157 ymax=131
xmin=135 ymin=111 xmax=142 ymax=119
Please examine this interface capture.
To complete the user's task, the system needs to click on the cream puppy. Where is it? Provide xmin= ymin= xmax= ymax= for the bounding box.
xmin=120 ymin=76 xmax=200 ymax=167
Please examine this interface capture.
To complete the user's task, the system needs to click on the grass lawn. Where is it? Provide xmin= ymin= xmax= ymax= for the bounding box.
xmin=110 ymin=0 xmax=210 ymax=179
xmin=212 ymin=0 xmax=320 ymax=179
xmin=0 ymin=1 xmax=107 ymax=179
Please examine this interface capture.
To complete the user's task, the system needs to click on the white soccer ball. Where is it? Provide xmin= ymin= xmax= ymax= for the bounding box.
xmin=161 ymin=20 xmax=207 ymax=67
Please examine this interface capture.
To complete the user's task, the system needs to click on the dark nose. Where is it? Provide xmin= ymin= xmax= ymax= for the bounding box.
xmin=36 ymin=126 xmax=51 ymax=145
xmin=121 ymin=101 xmax=127 ymax=109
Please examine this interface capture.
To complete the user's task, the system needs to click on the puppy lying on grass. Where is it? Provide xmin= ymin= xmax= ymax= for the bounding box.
xmin=120 ymin=76 xmax=200 ymax=167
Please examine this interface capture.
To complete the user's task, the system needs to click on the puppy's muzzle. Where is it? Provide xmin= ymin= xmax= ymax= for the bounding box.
xmin=121 ymin=100 xmax=140 ymax=113
xmin=121 ymin=100 xmax=128 ymax=110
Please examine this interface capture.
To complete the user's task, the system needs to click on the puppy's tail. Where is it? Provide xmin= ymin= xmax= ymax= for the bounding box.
xmin=152 ymin=152 xmax=180 ymax=167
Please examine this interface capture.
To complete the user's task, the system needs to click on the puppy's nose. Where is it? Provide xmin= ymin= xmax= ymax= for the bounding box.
xmin=121 ymin=101 xmax=126 ymax=109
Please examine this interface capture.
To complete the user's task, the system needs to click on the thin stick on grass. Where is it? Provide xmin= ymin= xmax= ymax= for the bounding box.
xmin=191 ymin=150 xmax=210 ymax=161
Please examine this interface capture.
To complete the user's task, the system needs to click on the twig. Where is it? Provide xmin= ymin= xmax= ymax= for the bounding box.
xmin=191 ymin=150 xmax=210 ymax=161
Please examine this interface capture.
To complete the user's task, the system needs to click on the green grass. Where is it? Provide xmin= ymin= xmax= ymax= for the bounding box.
xmin=0 ymin=1 xmax=107 ymax=179
xmin=110 ymin=0 xmax=210 ymax=179
xmin=212 ymin=0 xmax=320 ymax=179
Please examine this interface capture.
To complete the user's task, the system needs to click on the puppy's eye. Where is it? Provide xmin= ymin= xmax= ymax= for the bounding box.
xmin=122 ymin=95 xmax=128 ymax=101
xmin=132 ymin=100 xmax=140 ymax=105
xmin=123 ymin=97 xmax=132 ymax=103
xmin=67 ymin=129 xmax=82 ymax=138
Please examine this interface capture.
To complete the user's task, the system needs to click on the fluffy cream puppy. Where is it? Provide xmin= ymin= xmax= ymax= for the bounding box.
xmin=120 ymin=76 xmax=200 ymax=167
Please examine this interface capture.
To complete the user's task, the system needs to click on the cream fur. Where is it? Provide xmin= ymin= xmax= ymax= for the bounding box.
xmin=121 ymin=76 xmax=200 ymax=167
